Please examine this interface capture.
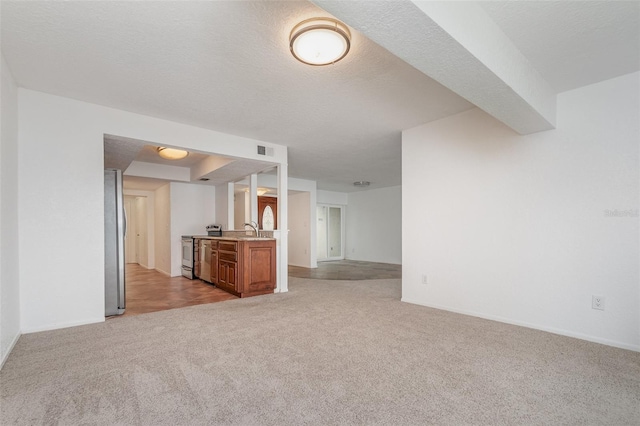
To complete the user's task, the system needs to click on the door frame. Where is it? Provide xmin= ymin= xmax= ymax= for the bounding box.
xmin=316 ymin=203 xmax=345 ymax=262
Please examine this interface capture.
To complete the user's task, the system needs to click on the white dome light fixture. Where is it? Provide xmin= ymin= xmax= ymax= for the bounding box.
xmin=289 ymin=17 xmax=351 ymax=66
xmin=157 ymin=147 xmax=189 ymax=160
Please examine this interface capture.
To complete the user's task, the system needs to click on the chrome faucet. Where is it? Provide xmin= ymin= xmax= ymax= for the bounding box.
xmin=243 ymin=221 xmax=259 ymax=237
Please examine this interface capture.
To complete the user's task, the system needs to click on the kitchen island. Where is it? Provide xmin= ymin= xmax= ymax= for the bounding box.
xmin=193 ymin=236 xmax=276 ymax=298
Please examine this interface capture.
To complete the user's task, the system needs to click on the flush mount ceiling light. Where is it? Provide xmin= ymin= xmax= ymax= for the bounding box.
xmin=353 ymin=181 xmax=370 ymax=187
xmin=245 ymin=188 xmax=270 ymax=196
xmin=157 ymin=147 xmax=189 ymax=160
xmin=289 ymin=17 xmax=351 ymax=66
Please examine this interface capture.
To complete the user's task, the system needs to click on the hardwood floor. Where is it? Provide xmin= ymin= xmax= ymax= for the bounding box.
xmin=116 ymin=260 xmax=401 ymax=319
xmin=119 ymin=264 xmax=238 ymax=317
xmin=288 ymin=260 xmax=402 ymax=280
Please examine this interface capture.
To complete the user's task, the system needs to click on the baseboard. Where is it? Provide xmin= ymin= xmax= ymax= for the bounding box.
xmin=20 ymin=317 xmax=105 ymax=334
xmin=288 ymin=262 xmax=316 ymax=268
xmin=155 ymin=268 xmax=171 ymax=276
xmin=400 ymin=297 xmax=640 ymax=352
xmin=344 ymin=257 xmax=401 ymax=265
xmin=0 ymin=332 xmax=21 ymax=370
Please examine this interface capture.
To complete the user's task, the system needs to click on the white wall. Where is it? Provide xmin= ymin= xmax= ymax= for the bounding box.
xmin=258 ymin=175 xmax=318 ymax=268
xmin=170 ymin=182 xmax=216 ymax=276
xmin=288 ymin=192 xmax=312 ymax=267
xmin=345 ymin=186 xmax=402 ymax=264
xmin=129 ymin=183 xmax=213 ymax=275
xmin=215 ymin=183 xmax=230 ymax=230
xmin=402 ymin=72 xmax=640 ymax=351
xmin=1 ymin=54 xmax=21 ymax=367
xmin=154 ymin=184 xmax=171 ymax=275
xmin=233 ymin=190 xmax=249 ymax=229
xmin=317 ymin=190 xmax=348 ymax=205
xmin=319 ymin=187 xmax=402 ymax=265
xmin=17 ymin=89 xmax=287 ymax=333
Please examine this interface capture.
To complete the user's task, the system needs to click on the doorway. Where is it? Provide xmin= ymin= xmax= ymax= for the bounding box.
xmin=124 ymin=195 xmax=149 ymax=267
xmin=317 ymin=204 xmax=344 ymax=261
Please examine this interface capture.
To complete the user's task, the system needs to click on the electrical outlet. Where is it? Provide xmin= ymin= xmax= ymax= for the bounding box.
xmin=592 ymin=295 xmax=605 ymax=311
xmin=421 ymin=274 xmax=428 ymax=285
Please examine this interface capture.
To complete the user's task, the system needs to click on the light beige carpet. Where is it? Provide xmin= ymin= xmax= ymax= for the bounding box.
xmin=1 ymin=277 xmax=639 ymax=425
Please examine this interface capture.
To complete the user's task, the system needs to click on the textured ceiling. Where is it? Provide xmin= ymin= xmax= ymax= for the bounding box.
xmin=135 ymin=145 xmax=210 ymax=168
xmin=123 ymin=176 xmax=172 ymax=192
xmin=1 ymin=0 xmax=472 ymax=192
xmin=314 ymin=0 xmax=558 ymax=135
xmin=104 ymin=135 xmax=275 ymax=190
xmin=104 ymin=135 xmax=147 ymax=171
xmin=2 ymin=1 xmax=638 ymax=192
xmin=480 ymin=1 xmax=640 ymax=93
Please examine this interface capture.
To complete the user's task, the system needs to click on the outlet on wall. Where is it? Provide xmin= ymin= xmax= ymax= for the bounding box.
xmin=421 ymin=274 xmax=428 ymax=285
xmin=592 ymin=295 xmax=605 ymax=311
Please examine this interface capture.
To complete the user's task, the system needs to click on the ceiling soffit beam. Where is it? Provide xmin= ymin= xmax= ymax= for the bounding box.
xmin=124 ymin=161 xmax=190 ymax=182
xmin=191 ymin=156 xmax=236 ymax=182
xmin=103 ymin=136 xmax=146 ymax=170
xmin=313 ymin=0 xmax=556 ymax=135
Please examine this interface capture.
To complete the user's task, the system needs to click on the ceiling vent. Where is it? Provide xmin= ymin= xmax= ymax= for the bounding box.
xmin=257 ymin=145 xmax=274 ymax=156
xmin=199 ymin=178 xmax=210 ymax=181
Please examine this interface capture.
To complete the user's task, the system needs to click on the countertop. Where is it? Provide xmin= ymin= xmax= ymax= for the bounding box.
xmin=184 ymin=235 xmax=275 ymax=241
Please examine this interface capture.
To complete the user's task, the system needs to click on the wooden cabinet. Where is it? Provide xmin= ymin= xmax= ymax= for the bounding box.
xmin=258 ymin=196 xmax=278 ymax=230
xmin=194 ymin=237 xmax=275 ymax=298
xmin=218 ymin=260 xmax=238 ymax=292
xmin=239 ymin=240 xmax=276 ymax=297
xmin=213 ymin=238 xmax=276 ymax=298
xmin=217 ymin=240 xmax=238 ymax=293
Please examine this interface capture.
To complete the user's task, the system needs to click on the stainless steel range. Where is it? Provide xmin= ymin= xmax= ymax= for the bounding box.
xmin=181 ymin=236 xmax=194 ymax=279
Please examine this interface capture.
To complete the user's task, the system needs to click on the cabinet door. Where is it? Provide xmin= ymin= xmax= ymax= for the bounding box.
xmin=210 ymin=250 xmax=218 ymax=284
xmin=218 ymin=260 xmax=238 ymax=291
xmin=218 ymin=261 xmax=228 ymax=287
xmin=244 ymin=243 xmax=275 ymax=293
xmin=227 ymin=261 xmax=238 ymax=292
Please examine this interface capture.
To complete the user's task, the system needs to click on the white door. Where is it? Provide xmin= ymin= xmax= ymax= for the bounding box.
xmin=317 ymin=204 xmax=345 ymax=261
xmin=135 ymin=196 xmax=148 ymax=267
xmin=124 ymin=196 xmax=137 ymax=264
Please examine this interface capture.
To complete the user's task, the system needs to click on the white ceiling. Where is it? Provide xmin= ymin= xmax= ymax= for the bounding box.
xmin=123 ymin=176 xmax=172 ymax=192
xmin=479 ymin=1 xmax=640 ymax=93
xmin=135 ymin=145 xmax=211 ymax=168
xmin=2 ymin=1 xmax=638 ymax=192
xmin=104 ymin=134 xmax=276 ymax=190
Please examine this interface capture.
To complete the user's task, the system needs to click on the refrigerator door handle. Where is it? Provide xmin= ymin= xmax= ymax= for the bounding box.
xmin=123 ymin=205 xmax=128 ymax=238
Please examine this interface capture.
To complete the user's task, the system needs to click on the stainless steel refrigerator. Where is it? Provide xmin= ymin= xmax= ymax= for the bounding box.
xmin=104 ymin=168 xmax=126 ymax=316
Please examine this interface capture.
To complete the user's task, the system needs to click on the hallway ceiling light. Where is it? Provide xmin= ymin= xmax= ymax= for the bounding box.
xmin=157 ymin=147 xmax=189 ymax=160
xmin=245 ymin=188 xmax=270 ymax=196
xmin=353 ymin=181 xmax=370 ymax=187
xmin=289 ymin=17 xmax=351 ymax=66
